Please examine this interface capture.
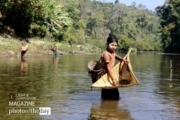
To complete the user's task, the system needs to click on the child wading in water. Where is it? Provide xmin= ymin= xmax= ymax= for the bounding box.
xmin=50 ymin=43 xmax=58 ymax=55
xmin=101 ymin=33 xmax=128 ymax=100
xmin=20 ymin=42 xmax=28 ymax=58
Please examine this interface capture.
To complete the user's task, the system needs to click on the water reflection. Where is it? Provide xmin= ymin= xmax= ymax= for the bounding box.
xmin=89 ymin=101 xmax=132 ymax=120
xmin=159 ymin=55 xmax=180 ymax=99
xmin=52 ymin=55 xmax=58 ymax=70
xmin=20 ymin=57 xmax=28 ymax=76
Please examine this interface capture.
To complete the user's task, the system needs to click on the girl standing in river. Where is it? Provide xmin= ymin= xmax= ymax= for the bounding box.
xmin=101 ymin=33 xmax=128 ymax=100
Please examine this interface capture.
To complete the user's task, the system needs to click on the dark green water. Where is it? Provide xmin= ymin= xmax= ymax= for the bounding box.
xmin=0 ymin=53 xmax=180 ymax=120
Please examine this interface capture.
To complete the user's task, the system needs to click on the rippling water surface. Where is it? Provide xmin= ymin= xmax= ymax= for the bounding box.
xmin=0 ymin=53 xmax=180 ymax=120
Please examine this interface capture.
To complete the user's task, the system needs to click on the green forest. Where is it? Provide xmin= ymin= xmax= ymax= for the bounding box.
xmin=0 ymin=0 xmax=179 ymax=53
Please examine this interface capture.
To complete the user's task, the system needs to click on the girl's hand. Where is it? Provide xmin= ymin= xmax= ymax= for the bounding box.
xmin=112 ymin=78 xmax=119 ymax=86
xmin=123 ymin=59 xmax=129 ymax=64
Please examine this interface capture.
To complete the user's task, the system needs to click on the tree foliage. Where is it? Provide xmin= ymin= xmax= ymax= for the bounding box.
xmin=0 ymin=0 xmax=72 ymax=40
xmin=0 ymin=0 xmax=163 ymax=51
xmin=156 ymin=0 xmax=180 ymax=53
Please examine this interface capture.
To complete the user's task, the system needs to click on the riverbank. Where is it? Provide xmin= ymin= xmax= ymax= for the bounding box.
xmin=1 ymin=36 xmax=179 ymax=57
xmin=0 ymin=36 xmax=101 ymax=57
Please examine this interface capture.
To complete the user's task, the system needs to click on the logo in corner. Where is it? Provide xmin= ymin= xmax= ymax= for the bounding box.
xmin=9 ymin=93 xmax=16 ymax=100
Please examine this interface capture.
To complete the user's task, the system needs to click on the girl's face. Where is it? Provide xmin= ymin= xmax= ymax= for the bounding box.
xmin=107 ymin=42 xmax=117 ymax=53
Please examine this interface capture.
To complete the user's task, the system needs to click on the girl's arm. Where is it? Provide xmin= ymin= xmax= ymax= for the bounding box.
xmin=103 ymin=53 xmax=118 ymax=86
xmin=115 ymin=54 xmax=129 ymax=64
xmin=105 ymin=62 xmax=118 ymax=86
xmin=106 ymin=62 xmax=115 ymax=80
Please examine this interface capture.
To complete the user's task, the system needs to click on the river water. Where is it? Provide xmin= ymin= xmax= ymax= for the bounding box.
xmin=0 ymin=52 xmax=180 ymax=120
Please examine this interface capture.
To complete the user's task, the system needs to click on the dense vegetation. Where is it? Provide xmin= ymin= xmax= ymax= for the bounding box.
xmin=0 ymin=0 xmax=72 ymax=41
xmin=156 ymin=0 xmax=180 ymax=53
xmin=0 ymin=0 xmax=170 ymax=52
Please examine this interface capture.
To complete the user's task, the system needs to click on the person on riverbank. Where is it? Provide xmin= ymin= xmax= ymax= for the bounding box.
xmin=68 ymin=40 xmax=72 ymax=47
xmin=101 ymin=33 xmax=128 ymax=100
xmin=20 ymin=42 xmax=28 ymax=58
xmin=51 ymin=43 xmax=58 ymax=55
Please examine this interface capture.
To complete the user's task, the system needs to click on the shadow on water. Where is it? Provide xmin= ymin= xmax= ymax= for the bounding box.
xmin=0 ymin=53 xmax=180 ymax=120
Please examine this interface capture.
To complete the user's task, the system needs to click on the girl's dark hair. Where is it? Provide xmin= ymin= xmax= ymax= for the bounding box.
xmin=107 ymin=33 xmax=118 ymax=44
